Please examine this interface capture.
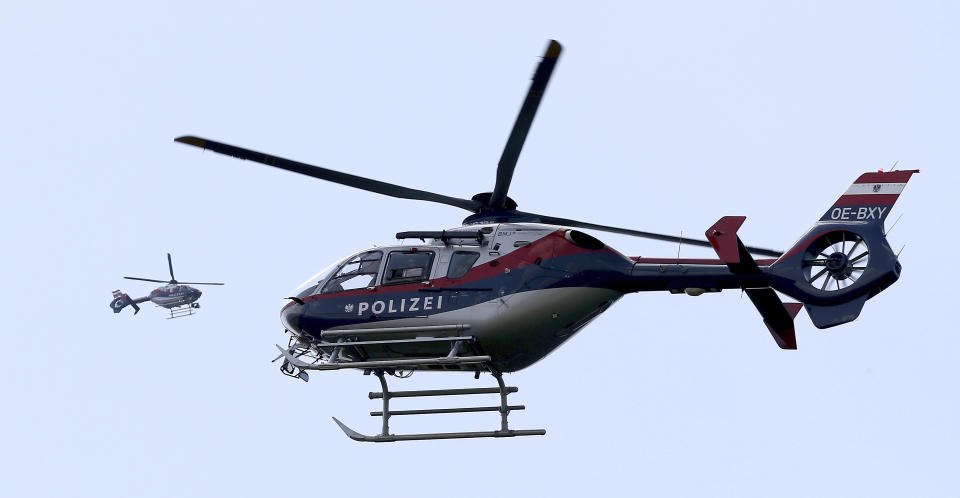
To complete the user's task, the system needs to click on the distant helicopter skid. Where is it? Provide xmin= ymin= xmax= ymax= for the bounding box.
xmin=110 ymin=253 xmax=223 ymax=319
xmin=178 ymin=40 xmax=918 ymax=442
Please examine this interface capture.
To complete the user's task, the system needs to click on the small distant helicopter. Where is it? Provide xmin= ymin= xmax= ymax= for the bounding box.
xmin=110 ymin=253 xmax=223 ymax=318
xmin=175 ymin=40 xmax=917 ymax=442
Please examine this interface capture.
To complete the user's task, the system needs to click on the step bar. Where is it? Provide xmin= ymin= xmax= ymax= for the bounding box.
xmin=276 ymin=345 xmax=489 ymax=371
xmin=321 ymin=323 xmax=470 ymax=340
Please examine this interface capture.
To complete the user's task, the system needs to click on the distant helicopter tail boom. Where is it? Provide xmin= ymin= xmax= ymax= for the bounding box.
xmin=109 ymin=290 xmax=147 ymax=314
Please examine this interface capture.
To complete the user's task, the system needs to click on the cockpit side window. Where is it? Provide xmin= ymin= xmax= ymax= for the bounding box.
xmin=382 ymin=251 xmax=435 ymax=285
xmin=446 ymin=251 xmax=480 ymax=279
xmin=321 ymin=250 xmax=383 ymax=294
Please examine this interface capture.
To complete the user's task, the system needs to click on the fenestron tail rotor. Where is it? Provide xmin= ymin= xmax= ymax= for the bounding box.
xmin=175 ymin=40 xmax=782 ymax=257
xmin=802 ymin=230 xmax=870 ymax=291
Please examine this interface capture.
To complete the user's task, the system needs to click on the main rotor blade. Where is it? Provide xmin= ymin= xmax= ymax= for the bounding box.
xmin=167 ymin=253 xmax=175 ymax=281
xmin=489 ymin=40 xmax=562 ymax=210
xmin=124 ymin=276 xmax=167 ymax=283
xmin=518 ymin=211 xmax=783 ymax=257
xmin=175 ymin=136 xmax=482 ymax=212
xmin=178 ymin=281 xmax=225 ymax=286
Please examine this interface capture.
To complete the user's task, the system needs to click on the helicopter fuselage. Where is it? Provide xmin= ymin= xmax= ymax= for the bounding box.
xmin=149 ymin=284 xmax=202 ymax=309
xmin=281 ymin=223 xmax=772 ymax=372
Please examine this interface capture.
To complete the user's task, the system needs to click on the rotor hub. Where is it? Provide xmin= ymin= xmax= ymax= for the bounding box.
xmin=470 ymin=192 xmax=518 ymax=211
xmin=825 ymin=251 xmax=849 ymax=275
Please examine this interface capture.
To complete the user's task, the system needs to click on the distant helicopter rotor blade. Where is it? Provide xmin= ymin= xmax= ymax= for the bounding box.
xmin=177 ymin=281 xmax=225 ymax=286
xmin=174 ymin=136 xmax=483 ymax=213
xmin=518 ymin=211 xmax=784 ymax=257
xmin=124 ymin=276 xmax=168 ymax=283
xmin=167 ymin=253 xmax=176 ymax=282
xmin=489 ymin=40 xmax=562 ymax=211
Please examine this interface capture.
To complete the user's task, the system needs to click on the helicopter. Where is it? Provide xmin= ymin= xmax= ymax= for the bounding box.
xmin=110 ymin=253 xmax=224 ymax=318
xmin=174 ymin=40 xmax=917 ymax=442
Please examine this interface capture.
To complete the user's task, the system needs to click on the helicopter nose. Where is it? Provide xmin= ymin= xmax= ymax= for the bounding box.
xmin=281 ymin=302 xmax=305 ymax=335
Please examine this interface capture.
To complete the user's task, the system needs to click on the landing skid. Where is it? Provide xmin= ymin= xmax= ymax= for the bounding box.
xmin=274 ymin=326 xmax=546 ymax=442
xmin=332 ymin=369 xmax=545 ymax=443
xmin=166 ymin=302 xmax=199 ymax=319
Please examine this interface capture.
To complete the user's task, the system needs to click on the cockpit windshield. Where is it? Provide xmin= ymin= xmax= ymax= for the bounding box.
xmin=292 ymin=253 xmax=355 ymax=299
xmin=321 ymin=250 xmax=383 ymax=294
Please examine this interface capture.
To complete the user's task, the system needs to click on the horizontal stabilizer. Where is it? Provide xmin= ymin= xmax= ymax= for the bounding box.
xmin=705 ymin=216 xmax=803 ymax=348
xmin=745 ymin=288 xmax=803 ymax=349
xmin=705 ymin=216 xmax=747 ymax=264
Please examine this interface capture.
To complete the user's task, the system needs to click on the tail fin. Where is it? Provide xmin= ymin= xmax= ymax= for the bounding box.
xmin=819 ymin=169 xmax=918 ymax=224
xmin=110 ymin=290 xmax=141 ymax=314
xmin=768 ymin=169 xmax=918 ymax=328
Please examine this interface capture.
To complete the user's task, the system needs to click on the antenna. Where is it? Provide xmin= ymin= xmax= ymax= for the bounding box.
xmin=889 ymin=160 xmax=900 ymax=171
xmin=896 ymin=244 xmax=906 ymax=260
xmin=677 ymin=230 xmax=683 ymax=262
xmin=885 ymin=213 xmax=904 ymax=237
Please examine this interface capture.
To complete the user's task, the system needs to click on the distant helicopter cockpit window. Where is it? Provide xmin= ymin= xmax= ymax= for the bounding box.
xmin=321 ymin=250 xmax=383 ymax=294
xmin=382 ymin=251 xmax=435 ymax=285
xmin=447 ymin=251 xmax=480 ymax=279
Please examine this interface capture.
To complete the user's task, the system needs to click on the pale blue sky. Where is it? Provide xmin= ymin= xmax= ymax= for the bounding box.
xmin=1 ymin=1 xmax=957 ymax=496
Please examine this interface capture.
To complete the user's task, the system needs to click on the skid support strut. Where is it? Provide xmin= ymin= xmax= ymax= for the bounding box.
xmin=332 ymin=368 xmax=546 ymax=442
xmin=375 ymin=370 xmax=391 ymax=437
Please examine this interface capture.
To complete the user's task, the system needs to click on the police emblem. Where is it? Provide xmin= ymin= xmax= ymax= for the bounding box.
xmin=873 ymin=184 xmax=882 ymax=192
xmin=344 ymin=304 xmax=354 ymax=313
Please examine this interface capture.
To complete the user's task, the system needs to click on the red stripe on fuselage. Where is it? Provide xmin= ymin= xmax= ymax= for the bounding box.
xmin=832 ymin=194 xmax=899 ymax=206
xmin=631 ymin=257 xmax=777 ymax=266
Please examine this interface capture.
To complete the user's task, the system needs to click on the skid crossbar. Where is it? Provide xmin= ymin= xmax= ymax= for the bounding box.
xmin=369 ymin=386 xmax=518 ymax=399
xmin=371 ymin=405 xmax=525 ymax=416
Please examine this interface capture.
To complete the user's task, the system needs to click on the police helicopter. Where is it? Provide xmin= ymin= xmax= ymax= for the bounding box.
xmin=110 ymin=253 xmax=224 ymax=318
xmin=175 ymin=40 xmax=917 ymax=442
